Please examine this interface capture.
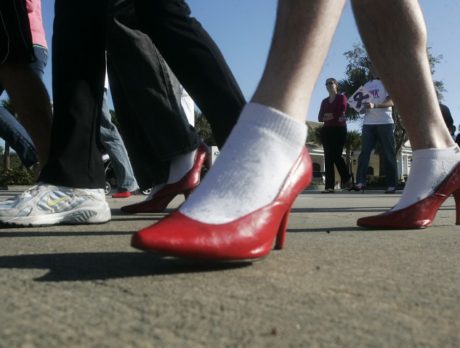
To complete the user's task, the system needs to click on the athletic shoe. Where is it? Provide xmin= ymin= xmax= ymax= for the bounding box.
xmin=0 ymin=183 xmax=111 ymax=226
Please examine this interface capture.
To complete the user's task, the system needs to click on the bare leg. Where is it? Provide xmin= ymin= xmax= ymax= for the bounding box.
xmin=353 ymin=0 xmax=460 ymax=225
xmin=179 ymin=0 xmax=346 ymax=223
xmin=352 ymin=0 xmax=454 ymax=150
xmin=0 ymin=64 xmax=52 ymax=169
xmin=253 ymin=0 xmax=345 ymax=122
xmin=132 ymin=0 xmax=348 ymax=259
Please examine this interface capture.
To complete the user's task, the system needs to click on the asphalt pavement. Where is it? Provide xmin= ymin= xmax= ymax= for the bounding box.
xmin=0 ymin=186 xmax=459 ymax=347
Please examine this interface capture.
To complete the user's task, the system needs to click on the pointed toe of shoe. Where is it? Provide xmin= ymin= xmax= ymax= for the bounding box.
xmin=121 ymin=202 xmax=148 ymax=214
xmin=121 ymin=199 xmax=167 ymax=214
xmin=356 ymin=214 xmax=388 ymax=229
xmin=121 ymin=204 xmax=136 ymax=213
xmin=131 ymin=230 xmax=147 ymax=249
xmin=131 ymin=213 xmax=205 ymax=257
xmin=357 ymin=212 xmax=431 ymax=229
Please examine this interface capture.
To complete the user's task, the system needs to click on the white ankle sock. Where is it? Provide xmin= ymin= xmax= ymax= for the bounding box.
xmin=145 ymin=149 xmax=196 ymax=201
xmin=392 ymin=145 xmax=460 ymax=211
xmin=167 ymin=149 xmax=197 ymax=184
xmin=180 ymin=102 xmax=308 ymax=224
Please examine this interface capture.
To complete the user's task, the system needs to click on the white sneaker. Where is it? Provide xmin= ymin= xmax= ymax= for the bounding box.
xmin=0 ymin=183 xmax=111 ymax=226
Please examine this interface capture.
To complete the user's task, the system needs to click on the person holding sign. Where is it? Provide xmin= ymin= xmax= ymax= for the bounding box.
xmin=318 ymin=78 xmax=352 ymax=193
xmin=352 ymin=73 xmax=398 ymax=193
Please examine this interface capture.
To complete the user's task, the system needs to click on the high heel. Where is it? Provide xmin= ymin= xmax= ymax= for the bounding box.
xmin=131 ymin=148 xmax=312 ymax=261
xmin=357 ymin=162 xmax=460 ymax=229
xmin=274 ymin=205 xmax=292 ymax=250
xmin=121 ymin=143 xmax=208 ymax=213
xmin=452 ymin=190 xmax=460 ymax=225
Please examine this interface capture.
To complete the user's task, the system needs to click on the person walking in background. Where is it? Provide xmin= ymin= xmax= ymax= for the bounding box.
xmin=353 ymin=72 xmax=398 ymax=193
xmin=0 ymin=0 xmax=52 ymax=172
xmin=106 ymin=0 xmax=243 ymax=212
xmin=439 ymin=101 xmax=455 ymax=139
xmin=318 ymin=77 xmax=351 ymax=193
xmin=0 ymin=0 xmax=245 ymax=226
xmin=105 ymin=0 xmax=209 ymax=210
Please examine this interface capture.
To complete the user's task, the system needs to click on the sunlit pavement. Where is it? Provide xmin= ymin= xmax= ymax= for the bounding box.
xmin=0 ymin=186 xmax=459 ymax=347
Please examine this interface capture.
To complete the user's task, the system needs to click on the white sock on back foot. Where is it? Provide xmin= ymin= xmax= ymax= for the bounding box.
xmin=392 ymin=145 xmax=460 ymax=211
xmin=167 ymin=148 xmax=197 ymax=184
xmin=179 ymin=102 xmax=307 ymax=224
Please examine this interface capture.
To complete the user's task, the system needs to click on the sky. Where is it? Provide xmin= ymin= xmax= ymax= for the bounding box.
xmin=32 ymin=0 xmax=460 ymax=131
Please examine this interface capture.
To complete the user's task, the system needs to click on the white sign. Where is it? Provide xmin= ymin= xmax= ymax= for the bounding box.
xmin=348 ymin=85 xmax=371 ymax=113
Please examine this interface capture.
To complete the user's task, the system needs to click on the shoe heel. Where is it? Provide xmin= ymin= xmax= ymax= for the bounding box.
xmin=453 ymin=190 xmax=460 ymax=225
xmin=274 ymin=206 xmax=292 ymax=250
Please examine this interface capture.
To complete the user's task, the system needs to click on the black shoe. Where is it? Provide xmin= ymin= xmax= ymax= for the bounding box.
xmin=349 ymin=184 xmax=365 ymax=192
xmin=321 ymin=189 xmax=335 ymax=193
xmin=343 ymin=178 xmax=354 ymax=191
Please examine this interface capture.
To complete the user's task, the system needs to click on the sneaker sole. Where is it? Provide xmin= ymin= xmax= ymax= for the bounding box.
xmin=0 ymin=204 xmax=111 ymax=227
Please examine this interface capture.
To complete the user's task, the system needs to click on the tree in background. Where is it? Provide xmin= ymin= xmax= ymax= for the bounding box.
xmin=339 ymin=43 xmax=444 ymax=156
xmin=306 ymin=122 xmax=322 ymax=146
xmin=195 ymin=111 xmax=216 ymax=146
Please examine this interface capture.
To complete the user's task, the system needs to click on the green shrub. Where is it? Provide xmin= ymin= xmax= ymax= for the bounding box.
xmin=0 ymin=167 xmax=34 ymax=186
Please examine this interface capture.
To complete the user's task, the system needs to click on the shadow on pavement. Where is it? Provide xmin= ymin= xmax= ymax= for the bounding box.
xmin=0 ymin=252 xmax=252 ymax=282
xmin=109 ymin=216 xmax=163 ymax=222
xmin=291 ymin=207 xmax=391 ymax=213
xmin=0 ymin=231 xmax=134 ymax=238
xmin=287 ymin=226 xmax=364 ymax=233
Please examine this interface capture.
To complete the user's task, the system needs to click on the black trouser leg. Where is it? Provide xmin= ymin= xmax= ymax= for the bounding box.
xmin=331 ymin=127 xmax=351 ymax=184
xmin=106 ymin=0 xmax=201 ymax=188
xmin=322 ymin=127 xmax=350 ymax=189
xmin=39 ymin=0 xmax=108 ymax=188
xmin=322 ymin=132 xmax=336 ymax=190
xmin=133 ymin=0 xmax=245 ymax=148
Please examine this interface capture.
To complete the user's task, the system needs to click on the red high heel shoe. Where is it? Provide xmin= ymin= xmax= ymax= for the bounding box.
xmin=357 ymin=162 xmax=460 ymax=229
xmin=121 ymin=143 xmax=208 ymax=213
xmin=131 ymin=148 xmax=312 ymax=261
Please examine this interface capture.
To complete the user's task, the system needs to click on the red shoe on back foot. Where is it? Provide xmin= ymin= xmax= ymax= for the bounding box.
xmin=357 ymin=162 xmax=460 ymax=229
xmin=121 ymin=143 xmax=208 ymax=213
xmin=130 ymin=148 xmax=312 ymax=261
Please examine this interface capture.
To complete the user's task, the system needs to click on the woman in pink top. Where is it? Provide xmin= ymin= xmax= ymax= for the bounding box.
xmin=0 ymin=0 xmax=51 ymax=172
xmin=26 ymin=0 xmax=48 ymax=78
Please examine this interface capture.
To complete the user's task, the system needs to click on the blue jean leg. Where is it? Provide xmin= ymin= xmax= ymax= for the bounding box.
xmin=0 ymin=45 xmax=47 ymax=168
xmin=356 ymin=125 xmax=378 ymax=185
xmin=0 ymin=105 xmax=38 ymax=167
xmin=29 ymin=45 xmax=48 ymax=79
xmin=99 ymin=90 xmax=139 ymax=192
xmin=375 ymin=124 xmax=397 ymax=187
